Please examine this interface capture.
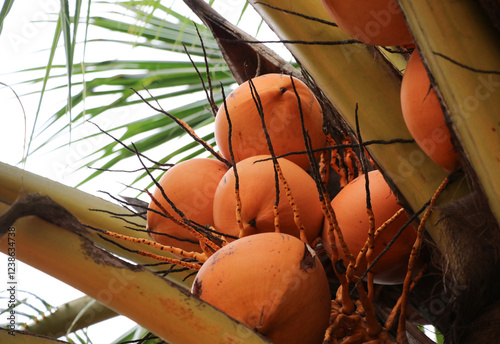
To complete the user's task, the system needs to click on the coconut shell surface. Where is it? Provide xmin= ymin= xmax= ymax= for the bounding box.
xmin=322 ymin=170 xmax=416 ymax=284
xmin=191 ymin=232 xmax=331 ymax=344
xmin=213 ymin=155 xmax=324 ymax=244
xmin=400 ymin=51 xmax=461 ymax=173
xmin=215 ymin=73 xmax=326 ymax=171
xmin=147 ymin=158 xmax=229 ymax=252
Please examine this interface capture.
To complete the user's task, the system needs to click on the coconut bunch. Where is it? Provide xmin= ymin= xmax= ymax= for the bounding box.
xmin=138 ymin=65 xmax=436 ymax=342
xmin=2 ymin=0 xmax=498 ymax=342
xmin=146 ymin=73 xmax=329 ymax=252
xmin=142 ymin=73 xmax=332 ymax=343
xmin=138 ymin=1 xmax=477 ymax=342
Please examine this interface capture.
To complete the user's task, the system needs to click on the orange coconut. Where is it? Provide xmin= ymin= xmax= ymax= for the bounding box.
xmin=214 ymin=73 xmax=326 ymax=171
xmin=322 ymin=170 xmax=416 ymax=284
xmin=191 ymin=232 xmax=331 ymax=344
xmin=213 ymin=155 xmax=324 ymax=244
xmin=401 ymin=51 xmax=460 ymax=172
xmin=147 ymin=158 xmax=229 ymax=252
xmin=321 ymin=0 xmax=413 ymax=46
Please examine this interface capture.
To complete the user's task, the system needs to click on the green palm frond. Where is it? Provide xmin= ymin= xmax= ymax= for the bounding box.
xmin=0 ymin=0 xmax=15 ymax=34
xmin=21 ymin=0 xmax=240 ymax=192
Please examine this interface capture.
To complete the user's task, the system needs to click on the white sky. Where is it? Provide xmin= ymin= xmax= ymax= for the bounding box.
xmin=0 ymin=0 xmax=290 ymax=342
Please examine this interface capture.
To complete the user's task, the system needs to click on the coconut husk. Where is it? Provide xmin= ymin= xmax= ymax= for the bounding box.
xmin=436 ymin=190 xmax=500 ymax=342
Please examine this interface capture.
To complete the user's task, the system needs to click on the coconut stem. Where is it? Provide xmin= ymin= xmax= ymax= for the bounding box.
xmin=133 ymin=88 xmax=231 ymax=168
xmin=92 ymin=229 xmax=204 ymax=271
xmin=343 ymin=136 xmax=362 ymax=183
xmin=247 ymin=76 xmax=309 ymax=243
xmin=353 ymin=202 xmax=428 ymax=292
xmin=326 ymin=134 xmax=348 ymax=188
xmin=183 ymin=24 xmax=218 ymax=116
xmin=365 ymin=207 xmax=376 ymax=303
xmin=146 ymin=189 xmax=221 ymax=253
xmin=353 ymin=276 xmax=382 ymax=337
xmin=385 ymin=263 xmax=427 ymax=331
xmin=347 ymin=208 xmax=406 ymax=281
xmin=273 ymin=204 xmax=280 ymax=233
xmin=318 ymin=152 xmax=329 ymax=186
xmin=133 ymin=250 xmax=203 ymax=270
xmin=135 ymin=144 xmax=227 ymax=253
xmin=221 ymin=85 xmax=246 ymax=238
xmin=397 ymin=176 xmax=450 ymax=343
xmin=277 ymin=164 xmax=308 ymax=242
xmin=97 ymin=229 xmax=208 ymax=264
xmin=331 ymin=254 xmax=355 ymax=315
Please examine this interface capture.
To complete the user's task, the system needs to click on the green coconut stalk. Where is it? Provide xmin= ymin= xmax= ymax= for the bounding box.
xmin=23 ymin=296 xmax=117 ymax=338
xmin=0 ymin=328 xmax=71 ymax=344
xmin=0 ymin=162 xmax=195 ymax=286
xmin=398 ymin=0 xmax=500 ymax=225
xmin=0 ymin=162 xmax=147 ymax=237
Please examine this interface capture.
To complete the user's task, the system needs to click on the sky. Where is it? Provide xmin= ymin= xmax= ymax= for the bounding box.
xmin=0 ymin=0 xmax=288 ymax=342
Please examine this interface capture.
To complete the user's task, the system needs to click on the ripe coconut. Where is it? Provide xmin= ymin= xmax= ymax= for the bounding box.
xmin=401 ymin=51 xmax=460 ymax=172
xmin=191 ymin=232 xmax=332 ymax=344
xmin=147 ymin=158 xmax=229 ymax=253
xmin=214 ymin=73 xmax=326 ymax=171
xmin=320 ymin=0 xmax=413 ymax=46
xmin=322 ymin=170 xmax=416 ymax=284
xmin=213 ymin=155 xmax=324 ymax=244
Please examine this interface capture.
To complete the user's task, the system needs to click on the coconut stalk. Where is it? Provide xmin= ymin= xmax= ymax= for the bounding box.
xmin=247 ymin=0 xmax=471 ymax=244
xmin=0 ymin=328 xmax=71 ymax=344
xmin=0 ymin=200 xmax=271 ymax=344
xmin=0 ymin=161 xmax=194 ymax=287
xmin=398 ymin=0 xmax=500 ymax=227
xmin=397 ymin=1 xmax=500 ymax=341
xmin=23 ymin=296 xmax=117 ymax=338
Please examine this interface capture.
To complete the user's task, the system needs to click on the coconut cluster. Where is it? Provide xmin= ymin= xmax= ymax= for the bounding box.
xmin=146 ymin=74 xmax=333 ymax=343
xmin=145 ymin=71 xmax=419 ymax=343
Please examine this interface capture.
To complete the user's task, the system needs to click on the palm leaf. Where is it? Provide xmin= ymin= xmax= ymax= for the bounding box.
xmin=0 ymin=0 xmax=14 ymax=34
xmin=22 ymin=1 xmax=238 ymax=190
